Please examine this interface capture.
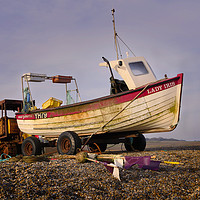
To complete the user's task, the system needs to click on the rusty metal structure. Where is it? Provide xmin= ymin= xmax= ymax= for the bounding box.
xmin=0 ymin=99 xmax=23 ymax=156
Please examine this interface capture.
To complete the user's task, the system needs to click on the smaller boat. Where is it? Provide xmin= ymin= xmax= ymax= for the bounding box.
xmin=16 ymin=10 xmax=183 ymax=155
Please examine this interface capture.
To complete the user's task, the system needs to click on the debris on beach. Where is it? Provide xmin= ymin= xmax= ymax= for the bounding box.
xmin=0 ymin=149 xmax=199 ymax=199
xmin=75 ymin=152 xmax=184 ymax=180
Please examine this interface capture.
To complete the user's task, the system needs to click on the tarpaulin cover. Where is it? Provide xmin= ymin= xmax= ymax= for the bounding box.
xmin=124 ymin=156 xmax=151 ymax=169
xmin=124 ymin=156 xmax=161 ymax=171
xmin=140 ymin=160 xmax=161 ymax=171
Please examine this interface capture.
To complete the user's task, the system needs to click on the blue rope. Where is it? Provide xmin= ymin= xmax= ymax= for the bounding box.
xmin=0 ymin=153 xmax=11 ymax=162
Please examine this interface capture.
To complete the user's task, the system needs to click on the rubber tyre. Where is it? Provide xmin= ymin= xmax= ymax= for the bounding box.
xmin=57 ymin=131 xmax=81 ymax=155
xmin=88 ymin=143 xmax=107 ymax=152
xmin=22 ymin=136 xmax=42 ymax=156
xmin=125 ymin=134 xmax=146 ymax=151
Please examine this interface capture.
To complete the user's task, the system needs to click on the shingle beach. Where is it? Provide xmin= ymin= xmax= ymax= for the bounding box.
xmin=0 ymin=146 xmax=199 ymax=199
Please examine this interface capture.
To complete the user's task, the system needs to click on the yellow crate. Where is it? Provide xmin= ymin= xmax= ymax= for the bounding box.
xmin=42 ymin=97 xmax=63 ymax=109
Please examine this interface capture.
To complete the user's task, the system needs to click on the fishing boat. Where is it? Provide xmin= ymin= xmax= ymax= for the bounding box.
xmin=16 ymin=10 xmax=183 ymax=155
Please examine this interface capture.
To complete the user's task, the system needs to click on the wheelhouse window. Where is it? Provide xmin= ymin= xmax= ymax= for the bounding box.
xmin=129 ymin=62 xmax=148 ymax=76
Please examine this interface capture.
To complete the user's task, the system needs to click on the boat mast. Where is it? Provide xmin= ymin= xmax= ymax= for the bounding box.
xmin=111 ymin=9 xmax=119 ymax=60
xmin=111 ymin=9 xmax=136 ymax=58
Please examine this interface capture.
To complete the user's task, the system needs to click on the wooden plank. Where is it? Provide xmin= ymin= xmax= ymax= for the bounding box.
xmin=0 ymin=119 xmax=3 ymax=136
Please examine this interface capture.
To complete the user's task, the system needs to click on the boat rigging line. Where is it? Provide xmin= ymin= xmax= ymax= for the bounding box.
xmin=80 ymin=83 xmax=150 ymax=151
xmin=112 ymin=9 xmax=119 ymax=60
xmin=111 ymin=9 xmax=136 ymax=59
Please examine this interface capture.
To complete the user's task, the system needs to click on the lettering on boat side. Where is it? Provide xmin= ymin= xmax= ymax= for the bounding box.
xmin=35 ymin=113 xmax=47 ymax=119
xmin=147 ymin=81 xmax=176 ymax=95
xmin=17 ymin=114 xmax=35 ymax=120
xmin=164 ymin=81 xmax=176 ymax=89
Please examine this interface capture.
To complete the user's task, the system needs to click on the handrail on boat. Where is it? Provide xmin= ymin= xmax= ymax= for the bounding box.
xmin=21 ymin=73 xmax=82 ymax=113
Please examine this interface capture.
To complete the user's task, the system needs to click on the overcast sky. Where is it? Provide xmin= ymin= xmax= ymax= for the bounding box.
xmin=0 ymin=0 xmax=199 ymax=141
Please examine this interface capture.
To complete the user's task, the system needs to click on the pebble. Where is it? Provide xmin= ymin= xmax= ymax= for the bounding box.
xmin=0 ymin=148 xmax=199 ymax=199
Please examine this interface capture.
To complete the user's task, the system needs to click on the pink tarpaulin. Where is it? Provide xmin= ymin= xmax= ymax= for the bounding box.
xmin=141 ymin=160 xmax=161 ymax=171
xmin=124 ymin=156 xmax=151 ymax=169
xmin=124 ymin=156 xmax=161 ymax=171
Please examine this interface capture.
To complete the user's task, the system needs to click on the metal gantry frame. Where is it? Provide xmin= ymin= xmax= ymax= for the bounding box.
xmin=21 ymin=73 xmax=81 ymax=109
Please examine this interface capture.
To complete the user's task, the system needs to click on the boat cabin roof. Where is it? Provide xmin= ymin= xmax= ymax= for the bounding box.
xmin=100 ymin=56 xmax=157 ymax=89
